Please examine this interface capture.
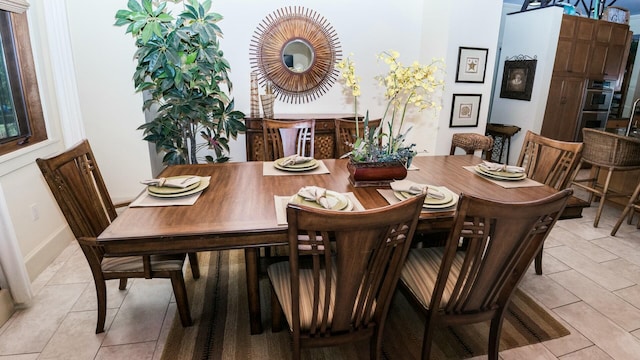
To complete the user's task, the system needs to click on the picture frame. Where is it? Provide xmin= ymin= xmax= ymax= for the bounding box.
xmin=455 ymin=47 xmax=488 ymax=83
xmin=450 ymin=94 xmax=481 ymax=128
xmin=499 ymin=59 xmax=537 ymax=101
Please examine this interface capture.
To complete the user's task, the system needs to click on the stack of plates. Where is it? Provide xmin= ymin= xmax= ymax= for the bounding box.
xmin=273 ymin=157 xmax=319 ymax=172
xmin=393 ymin=186 xmax=458 ymax=210
xmin=147 ymin=176 xmax=210 ymax=198
xmin=289 ymin=190 xmax=353 ymax=211
xmin=474 ymin=165 xmax=526 ymax=181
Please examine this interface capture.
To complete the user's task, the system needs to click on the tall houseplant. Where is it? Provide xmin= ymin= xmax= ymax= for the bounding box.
xmin=115 ymin=0 xmax=245 ymax=165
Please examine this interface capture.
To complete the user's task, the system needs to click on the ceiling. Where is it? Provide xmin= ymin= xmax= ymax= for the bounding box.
xmin=503 ymin=0 xmax=640 ymax=16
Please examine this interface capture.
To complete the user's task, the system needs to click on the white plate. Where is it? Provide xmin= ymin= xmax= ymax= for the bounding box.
xmin=147 ymin=176 xmax=201 ymax=195
xmin=147 ymin=177 xmax=210 ymax=198
xmin=474 ymin=166 xmax=526 ymax=181
xmin=274 ymin=158 xmax=319 ymax=172
xmin=394 ymin=186 xmax=458 ymax=209
xmin=289 ymin=191 xmax=353 ymax=211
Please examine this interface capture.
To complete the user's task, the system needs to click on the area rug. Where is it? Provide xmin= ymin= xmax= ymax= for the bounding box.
xmin=161 ymin=250 xmax=569 ymax=360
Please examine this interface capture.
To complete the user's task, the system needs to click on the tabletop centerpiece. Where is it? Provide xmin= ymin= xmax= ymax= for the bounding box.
xmin=336 ymin=50 xmax=445 ymax=186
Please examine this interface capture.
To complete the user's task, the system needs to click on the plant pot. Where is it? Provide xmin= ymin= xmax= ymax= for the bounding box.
xmin=347 ymin=159 xmax=408 ymax=187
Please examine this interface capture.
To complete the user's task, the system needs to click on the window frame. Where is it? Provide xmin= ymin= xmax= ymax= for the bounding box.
xmin=0 ymin=10 xmax=46 ymax=156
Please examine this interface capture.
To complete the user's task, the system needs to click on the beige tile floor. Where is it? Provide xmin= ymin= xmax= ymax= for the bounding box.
xmin=0 ymin=190 xmax=639 ymax=359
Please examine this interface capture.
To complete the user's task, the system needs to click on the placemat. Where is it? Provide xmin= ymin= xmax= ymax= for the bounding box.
xmin=263 ymin=160 xmax=330 ymax=176
xmin=463 ymin=166 xmax=544 ymax=188
xmin=377 ymin=189 xmax=457 ymax=213
xmin=274 ymin=192 xmax=365 ymax=225
xmin=130 ymin=176 xmax=211 ymax=207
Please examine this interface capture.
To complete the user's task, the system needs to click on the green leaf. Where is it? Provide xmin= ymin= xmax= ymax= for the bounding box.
xmin=127 ymin=0 xmax=143 ymax=13
xmin=141 ymin=24 xmax=154 ymax=44
xmin=142 ymin=0 xmax=153 ymax=14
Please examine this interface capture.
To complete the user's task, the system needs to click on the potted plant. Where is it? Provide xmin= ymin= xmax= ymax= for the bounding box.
xmin=115 ymin=0 xmax=245 ymax=165
xmin=336 ymin=51 xmax=445 ymax=185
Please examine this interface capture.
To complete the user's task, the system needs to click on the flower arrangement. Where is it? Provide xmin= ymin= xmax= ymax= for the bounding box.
xmin=336 ymin=50 xmax=445 ymax=164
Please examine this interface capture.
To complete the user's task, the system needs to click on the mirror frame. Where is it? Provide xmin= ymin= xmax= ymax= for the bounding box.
xmin=250 ymin=6 xmax=342 ymax=104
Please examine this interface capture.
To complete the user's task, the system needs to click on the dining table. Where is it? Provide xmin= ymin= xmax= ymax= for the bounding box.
xmin=97 ymin=155 xmax=558 ymax=334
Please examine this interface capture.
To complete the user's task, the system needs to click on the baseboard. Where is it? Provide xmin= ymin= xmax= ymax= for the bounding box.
xmin=23 ymin=224 xmax=74 ymax=282
xmin=0 ymin=289 xmax=14 ymax=328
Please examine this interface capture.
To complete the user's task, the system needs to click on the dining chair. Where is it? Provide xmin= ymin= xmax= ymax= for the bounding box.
xmin=268 ymin=193 xmax=426 ymax=360
xmin=570 ymin=128 xmax=640 ymax=228
xmin=516 ymin=130 xmax=583 ymax=274
xmin=334 ymin=117 xmax=382 ymax=158
xmin=399 ymin=189 xmax=572 ymax=360
xmin=262 ymin=119 xmax=316 ymax=161
xmin=36 ymin=139 xmax=197 ymax=333
xmin=449 ymin=133 xmax=494 ymax=161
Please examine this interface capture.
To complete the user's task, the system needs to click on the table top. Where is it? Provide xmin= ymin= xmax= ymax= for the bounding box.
xmin=97 ymin=156 xmax=557 ymax=255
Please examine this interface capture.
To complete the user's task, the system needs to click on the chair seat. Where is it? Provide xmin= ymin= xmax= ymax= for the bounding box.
xmin=268 ymin=260 xmax=377 ymax=331
xmin=268 ymin=261 xmax=338 ymax=331
xmin=102 ymin=254 xmax=185 ymax=273
xmin=400 ymin=247 xmax=464 ymax=310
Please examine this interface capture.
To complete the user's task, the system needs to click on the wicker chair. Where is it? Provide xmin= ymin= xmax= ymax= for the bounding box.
xmin=450 ymin=133 xmax=494 ymax=161
xmin=570 ymin=128 xmax=640 ymax=227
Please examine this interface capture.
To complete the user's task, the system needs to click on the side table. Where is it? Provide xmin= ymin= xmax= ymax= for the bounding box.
xmin=486 ymin=123 xmax=521 ymax=163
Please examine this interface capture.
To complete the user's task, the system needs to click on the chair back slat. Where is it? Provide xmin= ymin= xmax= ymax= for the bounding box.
xmin=37 ymin=140 xmax=117 ymax=238
xmin=286 ymin=193 xmax=425 ymax=337
xmin=334 ymin=118 xmax=382 ymax=158
xmin=517 ymin=130 xmax=583 ymax=190
xmin=263 ymin=119 xmax=316 ymax=160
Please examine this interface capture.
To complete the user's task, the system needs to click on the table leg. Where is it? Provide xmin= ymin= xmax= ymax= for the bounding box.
xmin=244 ymin=248 xmax=263 ymax=334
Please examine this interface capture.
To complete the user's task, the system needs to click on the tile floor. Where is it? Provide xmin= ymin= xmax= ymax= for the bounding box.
xmin=0 ymin=190 xmax=639 ymax=359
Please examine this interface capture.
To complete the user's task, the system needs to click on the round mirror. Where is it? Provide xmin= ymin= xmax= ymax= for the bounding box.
xmin=282 ymin=39 xmax=314 ymax=73
xmin=250 ymin=7 xmax=342 ymax=104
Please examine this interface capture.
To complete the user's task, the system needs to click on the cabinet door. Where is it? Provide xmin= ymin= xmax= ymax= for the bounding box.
xmin=554 ymin=16 xmax=595 ymax=76
xmin=588 ymin=21 xmax=630 ymax=80
xmin=541 ymin=77 xmax=586 ymax=141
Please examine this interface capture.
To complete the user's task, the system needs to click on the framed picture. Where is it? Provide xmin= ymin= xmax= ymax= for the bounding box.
xmin=499 ymin=59 xmax=537 ymax=101
xmin=450 ymin=94 xmax=481 ymax=128
xmin=455 ymin=47 xmax=488 ymax=83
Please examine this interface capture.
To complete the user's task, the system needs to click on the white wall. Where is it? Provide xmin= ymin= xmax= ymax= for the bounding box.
xmin=489 ymin=6 xmax=564 ymax=164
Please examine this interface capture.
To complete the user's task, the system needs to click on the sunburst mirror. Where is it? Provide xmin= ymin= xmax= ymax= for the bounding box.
xmin=249 ymin=6 xmax=342 ymax=104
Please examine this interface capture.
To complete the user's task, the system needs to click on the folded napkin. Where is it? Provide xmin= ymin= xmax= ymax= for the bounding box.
xmin=390 ymin=180 xmax=446 ymax=200
xmin=479 ymin=161 xmax=525 ymax=173
xmin=296 ymin=186 xmax=338 ymax=209
xmin=140 ymin=176 xmax=200 ymax=188
xmin=281 ymin=155 xmax=314 ymax=167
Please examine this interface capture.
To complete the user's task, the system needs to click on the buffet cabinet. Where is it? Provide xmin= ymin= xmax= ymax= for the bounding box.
xmin=244 ymin=114 xmax=355 ymax=161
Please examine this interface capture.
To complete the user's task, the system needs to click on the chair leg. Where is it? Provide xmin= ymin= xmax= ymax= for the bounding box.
xmin=118 ymin=278 xmax=127 ymax=290
xmin=271 ymin=285 xmax=284 ymax=332
xmin=612 ymin=180 xmax=640 ymax=236
xmin=594 ymin=168 xmax=614 ymax=228
xmin=421 ymin=313 xmax=436 ymax=360
xmin=488 ymin=312 xmax=506 ymax=360
xmin=188 ymin=252 xmax=200 ymax=279
xmin=534 ymin=247 xmax=543 ymax=275
xmin=170 ymin=271 xmax=192 ymax=327
xmin=94 ymin=279 xmax=107 ymax=334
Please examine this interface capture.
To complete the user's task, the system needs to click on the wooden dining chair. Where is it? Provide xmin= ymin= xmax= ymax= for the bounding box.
xmin=36 ymin=140 xmax=197 ymax=333
xmin=262 ymin=119 xmax=316 ymax=161
xmin=399 ymin=189 xmax=572 ymax=360
xmin=268 ymin=193 xmax=426 ymax=360
xmin=334 ymin=117 xmax=382 ymax=158
xmin=450 ymin=133 xmax=494 ymax=161
xmin=516 ymin=130 xmax=583 ymax=274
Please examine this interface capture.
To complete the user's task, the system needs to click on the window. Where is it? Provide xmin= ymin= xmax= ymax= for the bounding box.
xmin=0 ymin=10 xmax=46 ymax=156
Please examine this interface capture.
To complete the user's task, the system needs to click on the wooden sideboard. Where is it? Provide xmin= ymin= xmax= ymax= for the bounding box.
xmin=244 ymin=114 xmax=355 ymax=161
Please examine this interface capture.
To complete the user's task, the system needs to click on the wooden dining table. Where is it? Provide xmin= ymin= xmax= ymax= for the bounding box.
xmin=97 ymin=155 xmax=558 ymax=334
